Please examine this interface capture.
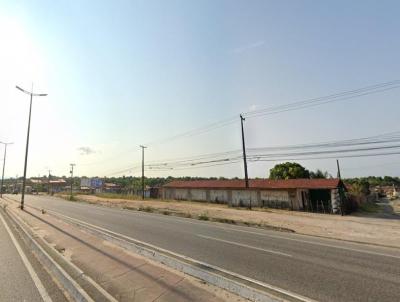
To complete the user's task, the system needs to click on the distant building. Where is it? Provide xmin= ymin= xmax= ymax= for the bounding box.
xmin=103 ymin=183 xmax=121 ymax=193
xmin=163 ymin=178 xmax=346 ymax=214
xmin=48 ymin=179 xmax=67 ymax=193
xmin=80 ymin=177 xmax=103 ymax=193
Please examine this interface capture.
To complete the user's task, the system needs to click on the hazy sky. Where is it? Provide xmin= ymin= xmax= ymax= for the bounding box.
xmin=0 ymin=0 xmax=399 ymax=179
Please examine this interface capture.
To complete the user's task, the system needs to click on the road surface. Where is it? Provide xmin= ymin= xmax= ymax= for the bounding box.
xmin=0 ymin=207 xmax=67 ymax=302
xmin=7 ymin=194 xmax=400 ymax=302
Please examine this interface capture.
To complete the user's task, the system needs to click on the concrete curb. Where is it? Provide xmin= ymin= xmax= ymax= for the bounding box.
xmin=1 ymin=204 xmax=117 ymax=302
xmin=40 ymin=206 xmax=315 ymax=302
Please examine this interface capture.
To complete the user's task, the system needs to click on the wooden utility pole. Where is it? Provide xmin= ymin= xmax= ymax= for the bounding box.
xmin=70 ymin=164 xmax=75 ymax=198
xmin=140 ymin=145 xmax=147 ymax=199
xmin=48 ymin=170 xmax=51 ymax=195
xmin=240 ymin=115 xmax=249 ymax=188
xmin=336 ymin=159 xmax=341 ymax=179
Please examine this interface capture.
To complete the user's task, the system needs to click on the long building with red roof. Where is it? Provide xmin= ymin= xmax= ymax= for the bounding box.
xmin=162 ymin=178 xmax=346 ymax=214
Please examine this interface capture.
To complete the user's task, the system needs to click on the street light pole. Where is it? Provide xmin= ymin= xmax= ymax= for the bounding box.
xmin=140 ymin=145 xmax=147 ymax=199
xmin=0 ymin=142 xmax=13 ymax=198
xmin=16 ymin=85 xmax=47 ymax=210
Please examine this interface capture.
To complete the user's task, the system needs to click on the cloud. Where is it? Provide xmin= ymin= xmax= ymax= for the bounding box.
xmin=232 ymin=40 xmax=265 ymax=54
xmin=77 ymin=146 xmax=96 ymax=155
xmin=249 ymin=104 xmax=257 ymax=111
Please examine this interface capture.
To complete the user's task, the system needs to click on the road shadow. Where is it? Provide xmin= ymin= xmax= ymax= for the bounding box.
xmin=24 ymin=209 xmax=194 ymax=301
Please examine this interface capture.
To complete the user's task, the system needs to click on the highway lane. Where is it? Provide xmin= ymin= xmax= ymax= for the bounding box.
xmin=8 ymin=194 xmax=400 ymax=302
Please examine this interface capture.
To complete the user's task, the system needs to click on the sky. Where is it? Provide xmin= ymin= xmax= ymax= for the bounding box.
xmin=0 ymin=0 xmax=399 ymax=179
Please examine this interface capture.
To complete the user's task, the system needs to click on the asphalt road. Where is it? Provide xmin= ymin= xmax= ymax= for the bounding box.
xmin=0 ymin=207 xmax=67 ymax=302
xmin=8 ymin=194 xmax=400 ymax=302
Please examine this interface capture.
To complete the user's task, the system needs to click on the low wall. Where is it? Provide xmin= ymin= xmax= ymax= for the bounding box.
xmin=163 ymin=188 xmax=294 ymax=209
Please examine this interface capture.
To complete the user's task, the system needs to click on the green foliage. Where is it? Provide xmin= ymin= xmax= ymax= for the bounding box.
xmin=198 ymin=213 xmax=209 ymax=220
xmin=348 ymin=179 xmax=371 ymax=196
xmin=269 ymin=162 xmax=310 ymax=179
xmin=310 ymin=169 xmax=330 ymax=179
xmin=344 ymin=176 xmax=400 ymax=187
xmin=358 ymin=202 xmax=380 ymax=213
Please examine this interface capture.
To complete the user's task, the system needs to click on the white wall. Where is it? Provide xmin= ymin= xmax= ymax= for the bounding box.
xmin=331 ymin=188 xmax=339 ymax=214
xmin=175 ymin=188 xmax=189 ymax=200
xmin=190 ymin=189 xmax=207 ymax=201
xmin=209 ymin=190 xmax=228 ymax=203
xmin=260 ymin=190 xmax=291 ymax=209
xmin=230 ymin=190 xmax=259 ymax=207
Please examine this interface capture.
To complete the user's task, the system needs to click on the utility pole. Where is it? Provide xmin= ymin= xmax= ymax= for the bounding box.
xmin=16 ymin=85 xmax=47 ymax=210
xmin=140 ymin=145 xmax=147 ymax=199
xmin=336 ymin=159 xmax=344 ymax=216
xmin=240 ymin=114 xmax=249 ymax=189
xmin=70 ymin=164 xmax=75 ymax=199
xmin=336 ymin=159 xmax=341 ymax=179
xmin=0 ymin=142 xmax=13 ymax=198
xmin=48 ymin=170 xmax=51 ymax=195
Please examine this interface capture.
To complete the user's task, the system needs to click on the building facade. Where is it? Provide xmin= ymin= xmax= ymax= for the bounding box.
xmin=163 ymin=179 xmax=346 ymax=214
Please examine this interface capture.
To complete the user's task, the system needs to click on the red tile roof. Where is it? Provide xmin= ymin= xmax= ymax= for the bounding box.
xmin=163 ymin=179 xmax=341 ymax=190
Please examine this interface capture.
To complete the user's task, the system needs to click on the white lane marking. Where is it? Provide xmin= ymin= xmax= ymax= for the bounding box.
xmin=119 ymin=209 xmax=400 ymax=259
xmin=198 ymin=234 xmax=293 ymax=257
xmin=213 ymin=228 xmax=400 ymax=260
xmin=14 ymin=194 xmax=400 ymax=260
xmin=0 ymin=211 xmax=52 ymax=302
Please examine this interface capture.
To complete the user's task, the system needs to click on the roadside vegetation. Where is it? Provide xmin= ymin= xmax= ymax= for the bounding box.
xmin=358 ymin=202 xmax=381 ymax=213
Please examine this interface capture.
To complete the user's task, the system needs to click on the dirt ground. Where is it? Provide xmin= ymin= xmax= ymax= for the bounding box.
xmin=66 ymin=194 xmax=400 ymax=249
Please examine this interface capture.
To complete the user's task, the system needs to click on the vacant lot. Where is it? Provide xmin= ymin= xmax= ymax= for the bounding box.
xmin=63 ymin=194 xmax=400 ymax=248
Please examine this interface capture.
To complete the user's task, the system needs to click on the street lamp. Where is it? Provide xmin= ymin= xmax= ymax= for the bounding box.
xmin=16 ymin=85 xmax=48 ymax=210
xmin=0 ymin=142 xmax=13 ymax=198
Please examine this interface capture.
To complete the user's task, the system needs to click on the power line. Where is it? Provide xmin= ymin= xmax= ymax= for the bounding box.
xmin=101 ymin=130 xmax=400 ymax=176
xmin=243 ymin=80 xmax=400 ymax=118
xmin=79 ymin=80 xmax=400 ymax=168
xmin=249 ymin=151 xmax=400 ymax=163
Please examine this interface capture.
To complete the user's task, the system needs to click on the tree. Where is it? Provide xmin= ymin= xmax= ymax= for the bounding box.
xmin=269 ymin=162 xmax=310 ymax=180
xmin=310 ymin=169 xmax=329 ymax=179
xmin=349 ymin=179 xmax=370 ymax=196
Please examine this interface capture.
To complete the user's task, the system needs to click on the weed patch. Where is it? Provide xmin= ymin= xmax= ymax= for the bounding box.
xmin=198 ymin=213 xmax=209 ymax=221
xmin=212 ymin=217 xmax=236 ymax=224
xmin=138 ymin=206 xmax=154 ymax=213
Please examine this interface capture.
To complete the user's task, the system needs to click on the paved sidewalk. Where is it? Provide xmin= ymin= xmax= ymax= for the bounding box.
xmin=0 ymin=210 xmax=45 ymax=302
xmin=4 ymin=202 xmax=245 ymax=302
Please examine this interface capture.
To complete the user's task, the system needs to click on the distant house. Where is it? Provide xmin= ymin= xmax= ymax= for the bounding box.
xmin=135 ymin=186 xmax=161 ymax=198
xmin=80 ymin=177 xmax=103 ymax=193
xmin=49 ymin=179 xmax=67 ymax=193
xmin=22 ymin=178 xmax=67 ymax=194
xmin=103 ymin=183 xmax=121 ymax=193
xmin=163 ymin=178 xmax=347 ymax=214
